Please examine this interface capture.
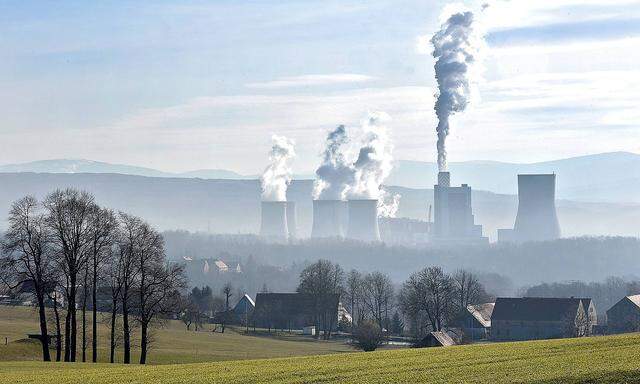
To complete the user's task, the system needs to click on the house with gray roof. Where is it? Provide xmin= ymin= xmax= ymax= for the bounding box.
xmin=606 ymin=294 xmax=640 ymax=334
xmin=491 ymin=297 xmax=596 ymax=341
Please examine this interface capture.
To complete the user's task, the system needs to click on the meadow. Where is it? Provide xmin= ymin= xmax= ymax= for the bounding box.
xmin=0 ymin=305 xmax=351 ymax=364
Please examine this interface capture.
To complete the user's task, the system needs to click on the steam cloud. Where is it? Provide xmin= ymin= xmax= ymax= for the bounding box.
xmin=348 ymin=111 xmax=394 ymax=201
xmin=431 ymin=10 xmax=479 ymax=171
xmin=313 ymin=125 xmax=355 ymax=200
xmin=261 ymin=135 xmax=296 ymax=201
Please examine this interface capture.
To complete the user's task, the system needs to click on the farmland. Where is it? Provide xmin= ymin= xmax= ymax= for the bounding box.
xmin=2 ymin=332 xmax=640 ymax=383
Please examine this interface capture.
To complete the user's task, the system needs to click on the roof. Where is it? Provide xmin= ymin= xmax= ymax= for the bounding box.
xmin=466 ymin=303 xmax=494 ymax=327
xmin=235 ymin=294 xmax=255 ymax=308
xmin=492 ymin=297 xmax=585 ymax=322
xmin=254 ymin=293 xmax=339 ymax=316
xmin=428 ymin=331 xmax=456 ymax=347
xmin=214 ymin=260 xmax=228 ymax=271
xmin=627 ymin=295 xmax=640 ymax=308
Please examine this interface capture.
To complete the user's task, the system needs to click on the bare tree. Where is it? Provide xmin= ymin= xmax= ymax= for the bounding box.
xmin=399 ymin=266 xmax=453 ymax=333
xmin=361 ymin=272 xmax=395 ymax=331
xmin=344 ymin=270 xmax=363 ymax=333
xmin=297 ymin=260 xmax=344 ymax=340
xmin=1 ymin=196 xmax=54 ymax=361
xmin=221 ymin=283 xmax=233 ymax=333
xmin=117 ymin=213 xmax=143 ymax=364
xmin=105 ymin=242 xmax=124 ymax=364
xmin=44 ymin=189 xmax=94 ymax=361
xmin=132 ymin=218 xmax=185 ymax=364
xmin=452 ymin=269 xmax=488 ymax=311
xmin=87 ymin=206 xmax=117 ymax=363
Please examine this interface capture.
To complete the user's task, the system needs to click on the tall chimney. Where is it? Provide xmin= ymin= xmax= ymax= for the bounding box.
xmin=285 ymin=201 xmax=297 ymax=239
xmin=311 ymin=200 xmax=345 ymax=238
xmin=513 ymin=174 xmax=561 ymax=242
xmin=346 ymin=199 xmax=381 ymax=242
xmin=260 ymin=201 xmax=289 ymax=240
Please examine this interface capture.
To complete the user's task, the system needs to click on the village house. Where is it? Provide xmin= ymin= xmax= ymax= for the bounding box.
xmin=491 ymin=297 xmax=596 ymax=341
xmin=460 ymin=302 xmax=494 ymax=341
xmin=253 ymin=292 xmax=340 ymax=332
xmin=606 ymin=294 xmax=640 ymax=334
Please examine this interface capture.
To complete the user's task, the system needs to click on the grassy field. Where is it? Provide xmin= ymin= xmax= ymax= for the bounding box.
xmin=0 ymin=305 xmax=351 ymax=364
xmin=1 ymin=333 xmax=640 ymax=383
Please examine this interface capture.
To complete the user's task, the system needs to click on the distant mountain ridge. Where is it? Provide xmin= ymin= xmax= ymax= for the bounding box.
xmin=2 ymin=152 xmax=639 ymax=203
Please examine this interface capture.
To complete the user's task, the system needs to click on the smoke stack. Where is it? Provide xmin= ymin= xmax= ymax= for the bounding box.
xmin=311 ymin=200 xmax=345 ymax=238
xmin=285 ymin=201 xmax=297 ymax=239
xmin=346 ymin=199 xmax=381 ymax=242
xmin=513 ymin=174 xmax=561 ymax=242
xmin=438 ymin=171 xmax=451 ymax=187
xmin=260 ymin=201 xmax=289 ymax=240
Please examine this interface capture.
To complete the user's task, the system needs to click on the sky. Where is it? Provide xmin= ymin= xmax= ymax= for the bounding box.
xmin=1 ymin=0 xmax=640 ymax=174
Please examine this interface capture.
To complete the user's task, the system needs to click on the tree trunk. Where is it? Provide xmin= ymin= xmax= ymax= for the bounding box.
xmin=36 ymin=293 xmax=51 ymax=362
xmin=92 ymin=260 xmax=98 ymax=363
xmin=53 ymin=294 xmax=62 ymax=362
xmin=109 ymin=298 xmax=117 ymax=364
xmin=82 ymin=267 xmax=88 ymax=362
xmin=64 ymin=304 xmax=71 ymax=362
xmin=139 ymin=322 xmax=148 ymax=365
xmin=122 ymin=292 xmax=130 ymax=364
xmin=69 ymin=276 xmax=77 ymax=362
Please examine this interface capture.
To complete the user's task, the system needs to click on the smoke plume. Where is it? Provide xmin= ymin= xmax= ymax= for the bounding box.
xmin=261 ymin=135 xmax=295 ymax=201
xmin=431 ymin=10 xmax=479 ymax=171
xmin=348 ymin=111 xmax=394 ymax=200
xmin=378 ymin=190 xmax=401 ymax=218
xmin=313 ymin=125 xmax=355 ymax=200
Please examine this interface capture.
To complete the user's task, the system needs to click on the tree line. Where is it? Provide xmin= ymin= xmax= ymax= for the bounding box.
xmin=294 ymin=260 xmax=491 ymax=348
xmin=0 ymin=189 xmax=185 ymax=364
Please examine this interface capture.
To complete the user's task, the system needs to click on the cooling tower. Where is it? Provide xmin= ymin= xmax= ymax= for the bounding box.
xmin=311 ymin=200 xmax=345 ymax=238
xmin=260 ymin=201 xmax=289 ymax=240
xmin=513 ymin=174 xmax=561 ymax=242
xmin=285 ymin=201 xmax=297 ymax=239
xmin=346 ymin=199 xmax=381 ymax=242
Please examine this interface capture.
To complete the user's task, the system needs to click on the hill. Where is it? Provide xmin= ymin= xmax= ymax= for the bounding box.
xmin=3 ymin=152 xmax=640 ymax=203
xmin=2 ymin=332 xmax=640 ymax=383
xmin=389 ymin=152 xmax=640 ymax=203
xmin=0 ymin=173 xmax=638 ymax=241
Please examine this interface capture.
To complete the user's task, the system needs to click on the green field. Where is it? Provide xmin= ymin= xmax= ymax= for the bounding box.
xmin=2 ymin=333 xmax=640 ymax=383
xmin=0 ymin=305 xmax=351 ymax=364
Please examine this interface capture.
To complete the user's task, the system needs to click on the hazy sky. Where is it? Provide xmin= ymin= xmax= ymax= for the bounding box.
xmin=1 ymin=0 xmax=640 ymax=174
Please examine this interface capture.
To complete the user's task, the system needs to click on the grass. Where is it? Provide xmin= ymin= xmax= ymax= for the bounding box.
xmin=1 ymin=333 xmax=640 ymax=383
xmin=0 ymin=305 xmax=351 ymax=364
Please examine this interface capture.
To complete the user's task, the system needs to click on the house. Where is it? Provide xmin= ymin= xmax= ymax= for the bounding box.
xmin=253 ymin=292 xmax=339 ymax=332
xmin=606 ymin=294 xmax=640 ymax=334
xmin=233 ymin=294 xmax=255 ymax=325
xmin=491 ymin=297 xmax=596 ymax=341
xmin=418 ymin=331 xmax=457 ymax=347
xmin=461 ymin=302 xmax=494 ymax=340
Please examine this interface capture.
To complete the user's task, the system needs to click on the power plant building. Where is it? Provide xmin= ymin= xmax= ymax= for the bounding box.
xmin=346 ymin=199 xmax=381 ymax=242
xmin=311 ymin=200 xmax=346 ymax=238
xmin=498 ymin=174 xmax=561 ymax=243
xmin=259 ymin=201 xmax=289 ymax=241
xmin=432 ymin=172 xmax=486 ymax=243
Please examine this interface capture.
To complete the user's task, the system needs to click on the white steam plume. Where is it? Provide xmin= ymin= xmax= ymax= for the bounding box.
xmin=313 ymin=125 xmax=355 ymax=200
xmin=348 ymin=111 xmax=394 ymax=200
xmin=377 ymin=190 xmax=401 ymax=218
xmin=431 ymin=10 xmax=481 ymax=171
xmin=260 ymin=135 xmax=296 ymax=201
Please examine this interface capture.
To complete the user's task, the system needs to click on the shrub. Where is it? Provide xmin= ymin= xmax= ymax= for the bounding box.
xmin=352 ymin=321 xmax=385 ymax=352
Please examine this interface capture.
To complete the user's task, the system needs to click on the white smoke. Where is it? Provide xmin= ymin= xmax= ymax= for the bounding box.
xmin=260 ymin=135 xmax=296 ymax=201
xmin=347 ymin=111 xmax=394 ymax=200
xmin=377 ymin=190 xmax=401 ymax=218
xmin=431 ymin=10 xmax=482 ymax=171
xmin=313 ymin=125 xmax=355 ymax=200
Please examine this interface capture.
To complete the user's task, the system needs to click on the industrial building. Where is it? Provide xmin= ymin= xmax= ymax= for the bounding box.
xmin=432 ymin=171 xmax=486 ymax=243
xmin=498 ymin=174 xmax=561 ymax=242
xmin=311 ymin=199 xmax=346 ymax=238
xmin=260 ymin=201 xmax=289 ymax=241
xmin=346 ymin=199 xmax=381 ymax=242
